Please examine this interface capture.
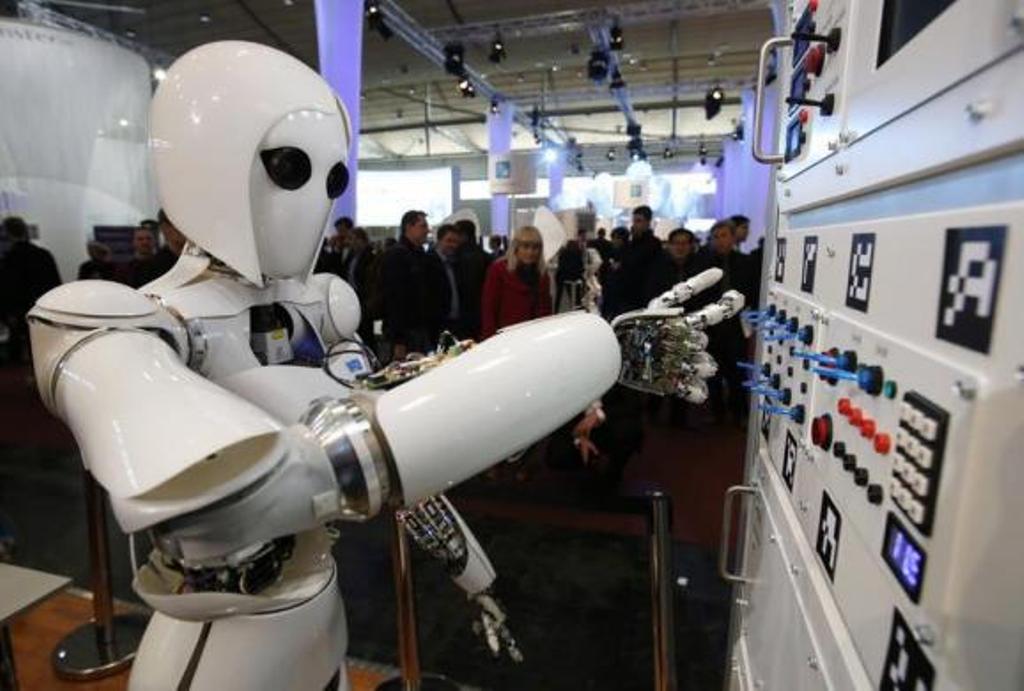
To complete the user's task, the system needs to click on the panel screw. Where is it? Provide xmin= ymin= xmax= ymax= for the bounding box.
xmin=790 ymin=564 xmax=801 ymax=576
xmin=952 ymin=380 xmax=977 ymax=400
xmin=914 ymin=624 xmax=937 ymax=647
xmin=807 ymin=655 xmax=819 ymax=670
xmin=1015 ymin=365 xmax=1024 ymax=384
xmin=965 ymin=100 xmax=994 ymax=122
xmin=834 ymin=163 xmax=847 ymax=175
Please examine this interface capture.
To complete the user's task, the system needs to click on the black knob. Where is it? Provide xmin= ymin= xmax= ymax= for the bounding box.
xmin=867 ymin=484 xmax=884 ymax=505
xmin=780 ymin=388 xmax=793 ymax=406
xmin=854 ymin=467 xmax=869 ymax=486
xmin=832 ymin=441 xmax=846 ymax=459
xmin=767 ymin=304 xmax=777 ymax=317
xmin=761 ymin=363 xmax=772 ymax=377
xmin=785 ymin=93 xmax=835 ymax=116
xmin=771 ymin=373 xmax=782 ymax=389
xmin=791 ymin=404 xmax=806 ymax=425
xmin=842 ymin=454 xmax=857 ymax=472
xmin=798 ymin=325 xmax=814 ymax=345
xmin=857 ymin=365 xmax=885 ymax=396
xmin=787 ymin=317 xmax=800 ymax=333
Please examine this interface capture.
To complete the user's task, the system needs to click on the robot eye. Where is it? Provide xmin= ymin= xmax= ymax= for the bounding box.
xmin=259 ymin=147 xmax=312 ymax=190
xmin=326 ymin=161 xmax=349 ymax=199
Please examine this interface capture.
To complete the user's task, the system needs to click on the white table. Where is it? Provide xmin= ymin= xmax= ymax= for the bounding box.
xmin=0 ymin=563 xmax=71 ymax=691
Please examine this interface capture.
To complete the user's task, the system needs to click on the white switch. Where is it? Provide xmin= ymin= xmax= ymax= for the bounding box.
xmin=915 ymin=445 xmax=934 ymax=469
xmin=895 ymin=428 xmax=909 ymax=449
xmin=899 ymin=402 xmax=913 ymax=422
xmin=919 ymin=417 xmax=938 ymax=441
xmin=907 ymin=499 xmax=925 ymax=524
xmin=910 ymin=471 xmax=930 ymax=497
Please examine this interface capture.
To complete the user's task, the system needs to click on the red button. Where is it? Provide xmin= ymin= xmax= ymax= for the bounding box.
xmin=806 ymin=46 xmax=825 ymax=76
xmin=837 ymin=398 xmax=852 ymax=416
xmin=799 ymin=108 xmax=810 ymax=124
xmin=848 ymin=407 xmax=862 ymax=426
xmin=811 ymin=415 xmax=832 ymax=449
xmin=874 ymin=433 xmax=892 ymax=455
xmin=860 ymin=419 xmax=876 ymax=438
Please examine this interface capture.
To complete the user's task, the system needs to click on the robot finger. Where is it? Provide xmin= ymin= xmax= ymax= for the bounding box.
xmin=683 ymin=290 xmax=746 ymax=329
xmin=677 ymin=378 xmax=709 ymax=404
xmin=682 ymin=352 xmax=718 ymax=379
xmin=647 ymin=268 xmax=724 ymax=310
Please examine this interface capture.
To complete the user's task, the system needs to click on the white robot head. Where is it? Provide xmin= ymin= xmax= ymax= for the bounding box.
xmin=150 ymin=41 xmax=352 ymax=285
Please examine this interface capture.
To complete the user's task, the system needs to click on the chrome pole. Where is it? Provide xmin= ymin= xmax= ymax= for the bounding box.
xmin=376 ymin=512 xmax=458 ymax=691
xmin=648 ymin=491 xmax=677 ymax=691
xmin=51 ymin=472 xmax=147 ymax=680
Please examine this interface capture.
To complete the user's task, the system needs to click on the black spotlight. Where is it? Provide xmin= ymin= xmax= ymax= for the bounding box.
xmin=698 ymin=142 xmax=708 ymax=157
xmin=606 ymin=147 xmax=616 ymax=161
xmin=609 ymin=68 xmax=626 ymax=90
xmin=457 ymin=77 xmax=476 ymax=98
xmin=704 ymin=84 xmax=724 ymax=119
xmin=732 ymin=121 xmax=745 ymax=141
xmin=663 ymin=147 xmax=674 ymax=159
xmin=627 ymin=136 xmax=645 ymax=161
xmin=700 ymin=155 xmax=708 ymax=165
xmin=365 ymin=0 xmax=392 ymax=40
xmin=444 ymin=42 xmax=465 ymax=76
xmin=489 ymin=99 xmax=500 ymax=115
xmin=609 ymin=22 xmax=624 ymax=51
xmin=587 ymin=49 xmax=609 ymax=81
xmin=489 ymin=33 xmax=506 ymax=64
xmin=715 ymin=155 xmax=725 ymax=167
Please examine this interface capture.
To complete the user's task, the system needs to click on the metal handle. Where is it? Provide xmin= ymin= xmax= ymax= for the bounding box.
xmin=718 ymin=485 xmax=758 ymax=584
xmin=752 ymin=36 xmax=794 ymax=165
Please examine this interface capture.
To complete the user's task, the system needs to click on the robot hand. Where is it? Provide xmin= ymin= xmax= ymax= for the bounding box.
xmin=397 ymin=495 xmax=523 ymax=662
xmin=611 ymin=268 xmax=745 ymax=402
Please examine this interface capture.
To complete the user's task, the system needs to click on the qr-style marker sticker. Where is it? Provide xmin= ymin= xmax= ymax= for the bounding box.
xmin=935 ymin=226 xmax=1006 ymax=354
xmin=782 ymin=430 xmax=798 ymax=491
xmin=846 ymin=233 xmax=875 ymax=312
xmin=879 ymin=609 xmax=935 ymax=691
xmin=774 ymin=238 xmax=787 ymax=283
xmin=815 ymin=491 xmax=841 ymax=581
xmin=801 ymin=235 xmax=818 ymax=293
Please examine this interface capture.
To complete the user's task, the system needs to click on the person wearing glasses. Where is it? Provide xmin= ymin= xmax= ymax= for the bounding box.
xmin=480 ymin=225 xmax=552 ymax=339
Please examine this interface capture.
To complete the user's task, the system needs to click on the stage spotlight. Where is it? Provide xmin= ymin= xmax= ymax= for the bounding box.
xmin=663 ymin=147 xmax=674 ymax=159
xmin=698 ymin=142 xmax=708 ymax=157
xmin=609 ymin=68 xmax=626 ymax=90
xmin=444 ymin=42 xmax=465 ymax=76
xmin=587 ymin=50 xmax=609 ymax=81
xmin=365 ymin=0 xmax=393 ymax=40
xmin=609 ymin=22 xmax=624 ymax=51
xmin=732 ymin=121 xmax=744 ymax=141
xmin=543 ymin=147 xmax=559 ymax=164
xmin=489 ymin=99 xmax=500 ymax=115
xmin=489 ymin=33 xmax=506 ymax=64
xmin=606 ymin=147 xmax=616 ymax=161
xmin=457 ymin=77 xmax=476 ymax=98
xmin=704 ymin=84 xmax=724 ymax=119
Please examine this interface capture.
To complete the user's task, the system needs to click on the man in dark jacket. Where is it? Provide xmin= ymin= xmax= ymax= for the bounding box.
xmin=378 ymin=210 xmax=442 ymax=360
xmin=453 ymin=219 xmax=491 ymax=339
xmin=0 ymin=216 xmax=61 ymax=362
xmin=703 ymin=219 xmax=754 ymax=425
xmin=617 ymin=205 xmax=667 ymax=313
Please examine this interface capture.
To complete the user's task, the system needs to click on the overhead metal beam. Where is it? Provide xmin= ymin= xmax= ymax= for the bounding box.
xmin=429 ymin=0 xmax=770 ymax=43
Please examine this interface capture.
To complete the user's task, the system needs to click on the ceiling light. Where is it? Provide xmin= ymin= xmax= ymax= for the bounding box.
xmin=489 ymin=34 xmax=506 ymax=64
xmin=704 ymin=85 xmax=724 ymax=119
xmin=543 ymin=148 xmax=559 ymax=164
xmin=152 ymin=67 xmax=167 ymax=81
xmin=698 ymin=142 xmax=708 ymax=157
xmin=457 ymin=77 xmax=476 ymax=98
xmin=516 ymin=73 xmax=525 ymax=83
xmin=365 ymin=1 xmax=392 ymax=40
xmin=118 ymin=118 xmax=129 ymax=127
xmin=663 ymin=147 xmax=674 ymax=159
xmin=551 ymin=64 xmax=559 ymax=72
xmin=444 ymin=42 xmax=465 ymax=76
xmin=609 ymin=22 xmax=624 ymax=51
xmin=606 ymin=147 xmax=616 ymax=161
xmin=489 ymin=99 xmax=500 ymax=115
xmin=199 ymin=13 xmax=211 ymax=23
xmin=700 ymin=156 xmax=708 ymax=166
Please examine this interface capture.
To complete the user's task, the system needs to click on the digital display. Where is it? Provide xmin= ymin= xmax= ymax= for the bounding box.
xmin=883 ymin=513 xmax=927 ymax=602
xmin=877 ymin=0 xmax=957 ymax=67
xmin=784 ymin=119 xmax=804 ymax=163
xmin=792 ymin=8 xmax=815 ymax=67
xmin=789 ymin=65 xmax=807 ymax=112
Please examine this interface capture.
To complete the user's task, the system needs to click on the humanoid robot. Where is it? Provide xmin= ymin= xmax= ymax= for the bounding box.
xmin=27 ymin=42 xmax=742 ymax=690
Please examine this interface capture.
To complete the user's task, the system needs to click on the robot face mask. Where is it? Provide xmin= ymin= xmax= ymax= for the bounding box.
xmin=250 ymin=109 xmax=349 ymax=279
xmin=151 ymin=41 xmax=352 ymax=285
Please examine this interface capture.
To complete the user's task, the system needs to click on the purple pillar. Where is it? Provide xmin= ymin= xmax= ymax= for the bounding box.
xmin=547 ymin=153 xmax=565 ymax=209
xmin=315 ymin=0 xmax=362 ymax=224
xmin=487 ymin=101 xmax=514 ymax=235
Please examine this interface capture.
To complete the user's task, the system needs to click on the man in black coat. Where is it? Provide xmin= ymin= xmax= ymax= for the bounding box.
xmin=378 ymin=210 xmax=443 ymax=360
xmin=453 ymin=219 xmax=491 ymax=340
xmin=0 ymin=216 xmax=61 ymax=362
xmin=617 ymin=205 xmax=668 ymax=313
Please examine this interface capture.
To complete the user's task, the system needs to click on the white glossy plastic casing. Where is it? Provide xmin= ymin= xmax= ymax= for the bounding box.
xmin=376 ymin=312 xmax=620 ymax=503
xmin=150 ymin=41 xmax=352 ymax=286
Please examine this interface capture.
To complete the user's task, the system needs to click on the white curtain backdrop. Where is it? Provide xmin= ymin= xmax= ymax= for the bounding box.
xmin=0 ymin=19 xmax=156 ymax=281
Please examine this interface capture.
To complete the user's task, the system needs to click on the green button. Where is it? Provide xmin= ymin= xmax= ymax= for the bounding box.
xmin=883 ymin=380 xmax=898 ymax=399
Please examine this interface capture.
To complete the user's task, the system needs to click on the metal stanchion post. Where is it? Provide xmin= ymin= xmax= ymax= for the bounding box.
xmin=51 ymin=472 xmax=147 ymax=680
xmin=376 ymin=512 xmax=458 ymax=691
xmin=647 ymin=491 xmax=677 ymax=691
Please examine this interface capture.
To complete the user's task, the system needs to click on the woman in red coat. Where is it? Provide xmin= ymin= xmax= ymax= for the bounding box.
xmin=480 ymin=225 xmax=552 ymax=339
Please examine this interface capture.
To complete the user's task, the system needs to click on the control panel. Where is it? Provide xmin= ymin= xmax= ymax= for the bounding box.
xmin=728 ymin=1 xmax=1024 ymax=690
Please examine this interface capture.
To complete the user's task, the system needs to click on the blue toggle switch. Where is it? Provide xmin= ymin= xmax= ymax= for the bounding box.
xmin=759 ymin=403 xmax=805 ymax=424
xmin=812 ymin=366 xmax=858 ymax=381
xmin=765 ymin=331 xmax=797 ymax=342
xmin=794 ymin=350 xmax=839 ymax=366
xmin=751 ymin=386 xmax=792 ymax=405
